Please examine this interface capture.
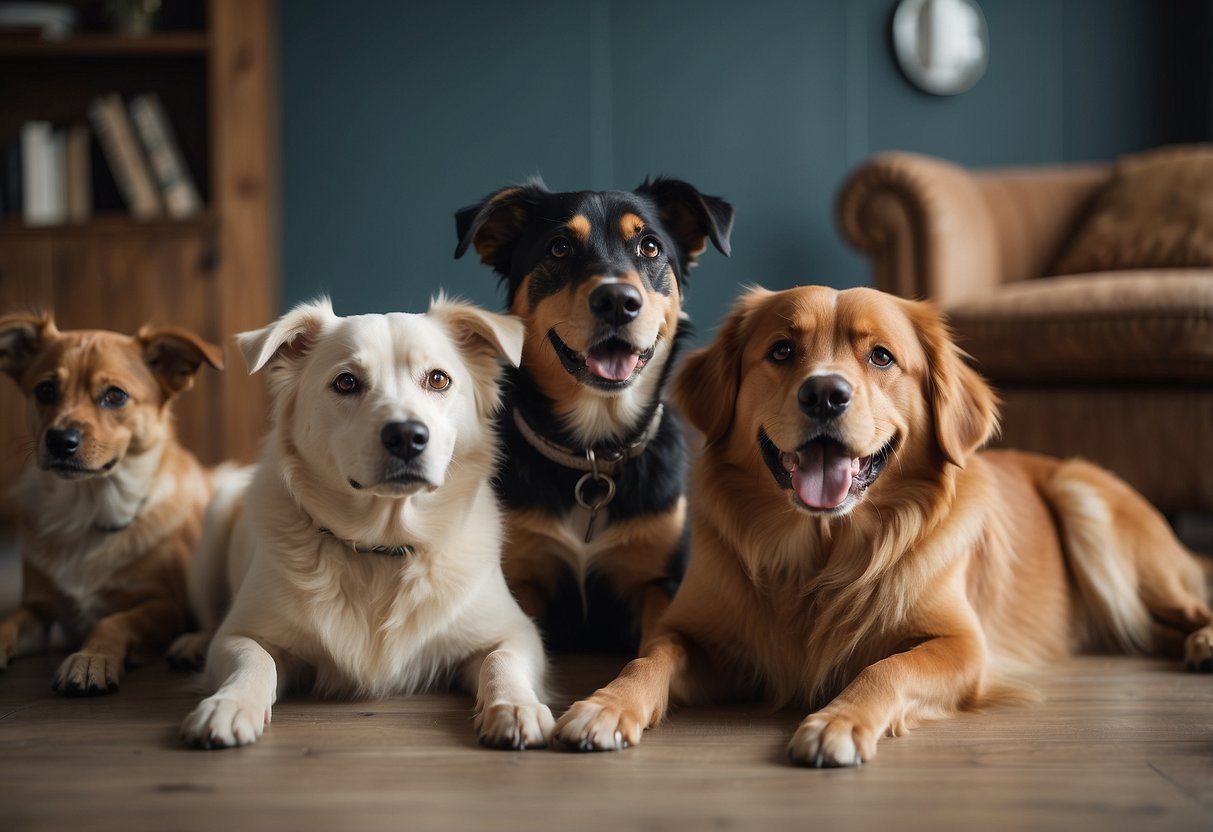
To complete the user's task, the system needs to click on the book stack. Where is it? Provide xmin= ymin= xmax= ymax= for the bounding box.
xmin=0 ymin=92 xmax=202 ymax=225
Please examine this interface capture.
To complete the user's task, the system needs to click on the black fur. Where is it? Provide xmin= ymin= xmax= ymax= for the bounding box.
xmin=454 ymin=179 xmax=733 ymax=652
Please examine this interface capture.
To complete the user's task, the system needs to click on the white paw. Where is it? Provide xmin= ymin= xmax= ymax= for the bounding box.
xmin=53 ymin=652 xmax=122 ymax=696
xmin=787 ymin=712 xmax=877 ymax=768
xmin=555 ymin=696 xmax=646 ymax=752
xmin=167 ymin=632 xmax=211 ymax=671
xmin=181 ymin=696 xmax=270 ymax=749
xmin=475 ymin=701 xmax=555 ymax=750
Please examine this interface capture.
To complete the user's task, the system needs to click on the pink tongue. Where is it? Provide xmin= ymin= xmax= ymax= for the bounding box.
xmin=791 ymin=443 xmax=855 ymax=510
xmin=586 ymin=349 xmax=640 ymax=382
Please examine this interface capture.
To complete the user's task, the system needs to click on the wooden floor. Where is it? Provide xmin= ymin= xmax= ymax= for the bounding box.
xmin=0 ymin=650 xmax=1211 ymax=832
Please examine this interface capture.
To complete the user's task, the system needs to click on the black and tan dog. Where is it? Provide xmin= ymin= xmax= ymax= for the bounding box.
xmin=454 ymin=178 xmax=733 ymax=650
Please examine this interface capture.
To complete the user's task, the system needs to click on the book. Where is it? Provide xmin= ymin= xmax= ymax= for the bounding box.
xmin=129 ymin=93 xmax=201 ymax=218
xmin=88 ymin=93 xmax=161 ymax=219
xmin=20 ymin=120 xmax=59 ymax=225
xmin=64 ymin=121 xmax=91 ymax=222
xmin=47 ymin=126 xmax=65 ymax=222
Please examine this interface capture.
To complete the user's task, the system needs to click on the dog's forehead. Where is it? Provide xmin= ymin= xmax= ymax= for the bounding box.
xmin=541 ymin=190 xmax=658 ymax=237
xmin=322 ymin=312 xmax=460 ymax=366
xmin=28 ymin=330 xmax=151 ymax=388
xmin=759 ymin=288 xmax=918 ymax=345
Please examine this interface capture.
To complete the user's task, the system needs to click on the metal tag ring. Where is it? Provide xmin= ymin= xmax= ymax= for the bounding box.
xmin=574 ymin=471 xmax=616 ymax=511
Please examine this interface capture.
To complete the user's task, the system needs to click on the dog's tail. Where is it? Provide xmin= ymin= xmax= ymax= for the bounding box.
xmin=1037 ymin=458 xmax=1208 ymax=656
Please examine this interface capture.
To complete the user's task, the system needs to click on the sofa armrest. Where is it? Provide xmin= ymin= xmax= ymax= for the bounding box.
xmin=837 ymin=152 xmax=1111 ymax=304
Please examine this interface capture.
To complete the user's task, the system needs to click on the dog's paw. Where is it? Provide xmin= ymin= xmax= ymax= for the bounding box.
xmin=1184 ymin=626 xmax=1213 ymax=673
xmin=555 ymin=695 xmax=647 ymax=752
xmin=475 ymin=701 xmax=555 ymax=750
xmin=180 ymin=696 xmax=270 ymax=750
xmin=167 ymin=632 xmax=210 ymax=671
xmin=787 ymin=711 xmax=878 ymax=768
xmin=53 ymin=652 xmax=122 ymax=696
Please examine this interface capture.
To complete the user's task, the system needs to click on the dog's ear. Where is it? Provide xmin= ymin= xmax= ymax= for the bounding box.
xmin=453 ymin=182 xmax=549 ymax=276
xmin=907 ymin=299 xmax=1000 ymax=468
xmin=138 ymin=326 xmax=224 ymax=398
xmin=635 ymin=177 xmax=734 ymax=274
xmin=430 ymin=296 xmax=525 ymax=420
xmin=673 ymin=286 xmax=771 ymax=445
xmin=429 ymin=295 xmax=524 ymax=368
xmin=237 ymin=297 xmax=334 ymax=376
xmin=0 ymin=312 xmax=57 ymax=382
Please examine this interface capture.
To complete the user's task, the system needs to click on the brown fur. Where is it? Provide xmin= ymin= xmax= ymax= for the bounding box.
xmin=555 ymin=286 xmax=1213 ymax=764
xmin=0 ymin=313 xmax=222 ymax=695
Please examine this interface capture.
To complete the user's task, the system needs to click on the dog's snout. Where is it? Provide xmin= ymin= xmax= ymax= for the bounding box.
xmin=798 ymin=375 xmax=853 ymax=421
xmin=46 ymin=427 xmax=82 ymax=460
xmin=589 ymin=282 xmax=643 ymax=327
xmin=381 ymin=420 xmax=429 ymax=461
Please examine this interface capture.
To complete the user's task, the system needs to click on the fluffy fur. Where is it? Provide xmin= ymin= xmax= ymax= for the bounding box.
xmin=454 ymin=178 xmax=733 ymax=650
xmin=0 ymin=313 xmax=222 ymax=694
xmin=175 ymin=297 xmax=555 ymax=750
xmin=555 ymin=285 xmax=1213 ymax=765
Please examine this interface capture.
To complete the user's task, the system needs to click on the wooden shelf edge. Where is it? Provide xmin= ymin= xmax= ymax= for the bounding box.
xmin=0 ymin=212 xmax=217 ymax=238
xmin=0 ymin=32 xmax=208 ymax=57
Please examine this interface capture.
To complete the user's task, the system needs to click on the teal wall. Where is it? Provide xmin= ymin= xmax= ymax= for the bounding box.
xmin=280 ymin=0 xmax=1211 ymax=336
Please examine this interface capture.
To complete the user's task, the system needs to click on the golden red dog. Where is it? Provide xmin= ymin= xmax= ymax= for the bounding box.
xmin=555 ymin=285 xmax=1213 ymax=766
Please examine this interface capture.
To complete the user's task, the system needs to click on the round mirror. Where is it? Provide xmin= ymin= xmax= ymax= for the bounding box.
xmin=892 ymin=0 xmax=989 ymax=96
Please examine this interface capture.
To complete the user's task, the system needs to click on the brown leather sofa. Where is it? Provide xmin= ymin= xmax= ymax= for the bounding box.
xmin=836 ymin=151 xmax=1213 ymax=513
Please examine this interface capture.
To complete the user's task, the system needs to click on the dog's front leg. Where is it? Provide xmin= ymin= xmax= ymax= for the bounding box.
xmin=788 ymin=631 xmax=985 ymax=768
xmin=555 ymin=632 xmax=694 ymax=751
xmin=52 ymin=597 xmax=183 ymax=696
xmin=465 ymin=628 xmax=554 ymax=750
xmin=0 ymin=605 xmax=51 ymax=672
xmin=180 ymin=634 xmax=283 ymax=749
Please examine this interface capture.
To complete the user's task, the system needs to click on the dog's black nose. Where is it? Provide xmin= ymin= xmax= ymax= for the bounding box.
xmin=381 ymin=420 xmax=429 ymax=461
xmin=45 ymin=427 xmax=82 ymax=460
xmin=798 ymin=375 xmax=852 ymax=421
xmin=588 ymin=282 xmax=643 ymax=327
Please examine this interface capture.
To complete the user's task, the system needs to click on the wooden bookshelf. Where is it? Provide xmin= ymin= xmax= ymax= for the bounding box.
xmin=0 ymin=1 xmax=279 ymax=513
xmin=0 ymin=32 xmax=209 ymax=57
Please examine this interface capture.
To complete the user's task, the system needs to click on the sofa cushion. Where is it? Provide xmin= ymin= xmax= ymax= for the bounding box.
xmin=946 ymin=270 xmax=1213 ymax=382
xmin=1052 ymin=145 xmax=1213 ymax=275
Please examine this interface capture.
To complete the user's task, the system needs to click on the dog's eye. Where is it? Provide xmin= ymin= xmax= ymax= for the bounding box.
xmin=100 ymin=387 xmax=129 ymax=408
xmin=638 ymin=237 xmax=661 ymax=258
xmin=869 ymin=347 xmax=896 ymax=368
xmin=332 ymin=372 xmax=361 ymax=395
xmin=427 ymin=370 xmax=451 ymax=391
xmin=549 ymin=237 xmax=572 ymax=258
xmin=34 ymin=381 xmax=57 ymax=404
xmin=769 ymin=341 xmax=794 ymax=362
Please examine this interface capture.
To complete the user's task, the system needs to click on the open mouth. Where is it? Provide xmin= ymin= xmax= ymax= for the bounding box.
xmin=548 ymin=329 xmax=655 ymax=390
xmin=759 ymin=430 xmax=895 ymax=514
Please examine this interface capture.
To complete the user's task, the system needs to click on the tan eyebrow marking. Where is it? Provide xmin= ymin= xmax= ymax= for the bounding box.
xmin=619 ymin=213 xmax=645 ymax=240
xmin=567 ymin=214 xmax=591 ymax=242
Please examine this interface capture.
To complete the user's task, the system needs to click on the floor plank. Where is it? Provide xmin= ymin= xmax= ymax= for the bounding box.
xmin=0 ymin=651 xmax=1210 ymax=832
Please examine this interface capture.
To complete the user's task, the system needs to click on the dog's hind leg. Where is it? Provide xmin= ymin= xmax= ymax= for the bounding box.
xmin=1043 ymin=459 xmax=1213 ymax=671
xmin=465 ymin=617 xmax=555 ymax=750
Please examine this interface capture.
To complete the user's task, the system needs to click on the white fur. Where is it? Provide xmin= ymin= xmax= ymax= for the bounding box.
xmin=178 ymin=299 xmax=554 ymax=750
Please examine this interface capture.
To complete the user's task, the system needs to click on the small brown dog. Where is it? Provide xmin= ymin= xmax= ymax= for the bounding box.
xmin=0 ymin=313 xmax=222 ymax=695
xmin=555 ymin=285 xmax=1213 ymax=765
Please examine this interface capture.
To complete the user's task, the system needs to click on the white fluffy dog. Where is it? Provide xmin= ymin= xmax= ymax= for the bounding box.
xmin=174 ymin=296 xmax=554 ymax=750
